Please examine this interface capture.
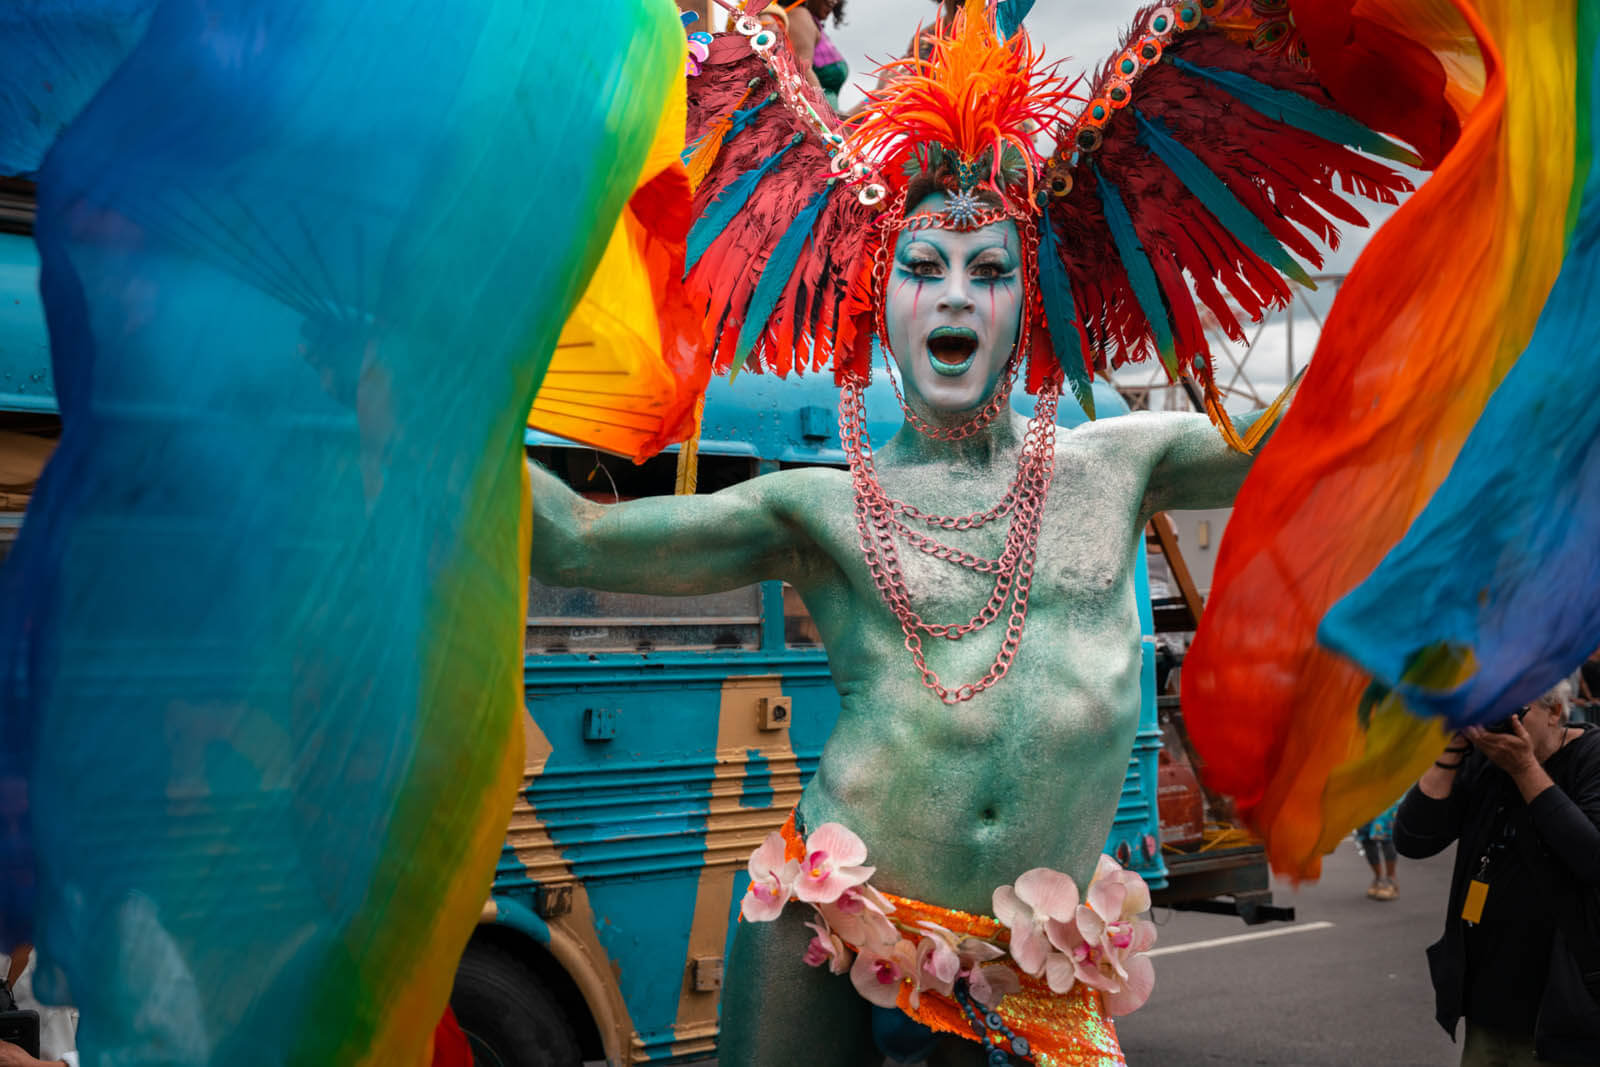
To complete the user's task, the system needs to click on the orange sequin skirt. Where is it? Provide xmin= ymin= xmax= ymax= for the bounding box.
xmin=778 ymin=812 xmax=1126 ymax=1066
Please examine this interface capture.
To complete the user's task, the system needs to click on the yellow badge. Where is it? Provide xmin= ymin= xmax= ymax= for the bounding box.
xmin=1462 ymin=879 xmax=1489 ymax=924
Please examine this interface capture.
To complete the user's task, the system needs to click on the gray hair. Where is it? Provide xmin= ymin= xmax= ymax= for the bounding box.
xmin=1533 ymin=679 xmax=1575 ymax=715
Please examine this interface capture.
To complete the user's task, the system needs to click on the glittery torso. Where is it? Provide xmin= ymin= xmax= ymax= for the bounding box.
xmin=528 ymin=400 xmax=1256 ymax=1065
xmin=772 ymin=408 xmax=1230 ymax=910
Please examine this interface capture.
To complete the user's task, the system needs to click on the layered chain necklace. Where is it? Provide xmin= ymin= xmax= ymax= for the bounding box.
xmin=840 ymin=351 xmax=1062 ymax=705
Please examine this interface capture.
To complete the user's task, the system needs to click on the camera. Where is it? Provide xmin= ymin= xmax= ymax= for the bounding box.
xmin=1486 ymin=706 xmax=1532 ymax=735
xmin=0 ymin=982 xmax=41 ymax=1058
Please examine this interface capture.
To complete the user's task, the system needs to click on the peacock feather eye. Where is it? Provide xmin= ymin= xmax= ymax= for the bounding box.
xmin=1050 ymin=172 xmax=1073 ymax=197
xmin=1075 ymin=126 xmax=1103 ymax=152
xmin=1254 ymin=22 xmax=1287 ymax=46
xmin=1137 ymin=37 xmax=1164 ymax=65
xmin=1107 ymin=80 xmax=1132 ymax=108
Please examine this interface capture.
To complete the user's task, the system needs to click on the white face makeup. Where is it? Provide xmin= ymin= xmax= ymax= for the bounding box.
xmin=884 ymin=192 xmax=1024 ymax=415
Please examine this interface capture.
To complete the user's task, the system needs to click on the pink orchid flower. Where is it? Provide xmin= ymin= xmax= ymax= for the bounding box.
xmin=793 ymin=823 xmax=876 ymax=905
xmin=803 ymin=918 xmax=853 ymax=975
xmin=967 ymin=961 xmax=1023 ymax=1010
xmin=915 ymin=920 xmax=1013 ymax=1009
xmin=1045 ymin=857 xmax=1157 ymax=1015
xmin=817 ymin=883 xmax=898 ymax=952
xmin=915 ymin=920 xmax=1005 ymax=971
xmin=992 ymin=867 xmax=1080 ymax=976
xmin=739 ymin=831 xmax=799 ymax=922
xmin=912 ymin=934 xmax=960 ymax=1005
xmin=849 ymin=937 xmax=919 ymax=1008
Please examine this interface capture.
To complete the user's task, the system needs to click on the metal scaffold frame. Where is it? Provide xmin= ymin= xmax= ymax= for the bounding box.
xmin=1112 ymin=273 xmax=1347 ymax=415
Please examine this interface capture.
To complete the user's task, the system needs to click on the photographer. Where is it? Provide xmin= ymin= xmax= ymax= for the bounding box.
xmin=1396 ymin=680 xmax=1600 ymax=1064
xmin=0 ymin=946 xmax=76 ymax=1067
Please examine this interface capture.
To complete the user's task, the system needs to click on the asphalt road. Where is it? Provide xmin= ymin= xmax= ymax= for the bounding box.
xmin=1117 ymin=839 xmax=1459 ymax=1066
xmin=682 ymin=840 xmax=1462 ymax=1067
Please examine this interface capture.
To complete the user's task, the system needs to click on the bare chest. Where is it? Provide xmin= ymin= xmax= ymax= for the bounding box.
xmin=797 ymin=441 xmax=1150 ymax=619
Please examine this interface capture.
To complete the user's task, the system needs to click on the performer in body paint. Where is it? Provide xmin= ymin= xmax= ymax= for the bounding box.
xmin=534 ymin=1 xmax=1456 ymax=1062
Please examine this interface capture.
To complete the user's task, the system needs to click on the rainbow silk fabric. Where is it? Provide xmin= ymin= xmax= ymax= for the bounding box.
xmin=1185 ymin=0 xmax=1600 ymax=878
xmin=0 ymin=0 xmax=685 ymax=1063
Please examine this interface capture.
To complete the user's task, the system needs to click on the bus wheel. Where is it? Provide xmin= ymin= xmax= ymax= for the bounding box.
xmin=450 ymin=940 xmax=582 ymax=1067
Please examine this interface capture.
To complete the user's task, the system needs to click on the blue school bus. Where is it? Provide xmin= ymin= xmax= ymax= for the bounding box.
xmin=0 ymin=180 xmax=1274 ymax=1067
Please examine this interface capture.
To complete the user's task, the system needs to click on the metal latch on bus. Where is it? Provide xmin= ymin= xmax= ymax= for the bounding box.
xmin=584 ymin=707 xmax=617 ymax=741
xmin=535 ymin=884 xmax=573 ymax=919
xmin=758 ymin=696 xmax=791 ymax=731
xmin=692 ymin=956 xmax=724 ymax=991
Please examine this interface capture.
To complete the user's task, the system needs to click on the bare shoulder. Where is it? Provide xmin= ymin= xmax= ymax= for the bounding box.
xmin=1054 ymin=410 xmax=1201 ymax=464
xmin=748 ymin=464 xmax=852 ymax=514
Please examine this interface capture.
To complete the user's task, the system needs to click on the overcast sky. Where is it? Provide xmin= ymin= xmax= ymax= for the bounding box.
xmin=823 ymin=0 xmax=1134 ymax=110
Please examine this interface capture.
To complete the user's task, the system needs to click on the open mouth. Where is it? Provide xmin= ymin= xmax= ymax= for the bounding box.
xmin=927 ymin=326 xmax=979 ymax=376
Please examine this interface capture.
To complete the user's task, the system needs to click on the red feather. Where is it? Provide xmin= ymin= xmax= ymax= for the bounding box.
xmin=684 ymin=28 xmax=877 ymax=378
xmin=1042 ymin=3 xmax=1419 ymax=380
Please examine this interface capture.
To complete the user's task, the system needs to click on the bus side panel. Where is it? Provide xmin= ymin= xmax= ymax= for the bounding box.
xmin=511 ymin=655 xmax=838 ymax=1064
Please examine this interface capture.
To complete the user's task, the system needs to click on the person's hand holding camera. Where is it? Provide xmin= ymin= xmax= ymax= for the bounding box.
xmin=1464 ymin=716 xmax=1539 ymax=777
xmin=0 ymin=1040 xmax=66 ymax=1067
xmin=1464 ymin=712 xmax=1560 ymax=804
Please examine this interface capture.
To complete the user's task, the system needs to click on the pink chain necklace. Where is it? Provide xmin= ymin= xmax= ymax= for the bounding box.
xmin=841 ymin=373 xmax=1062 ymax=704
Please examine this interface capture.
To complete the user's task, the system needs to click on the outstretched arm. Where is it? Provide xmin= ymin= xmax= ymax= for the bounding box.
xmin=1140 ymin=409 xmax=1275 ymax=516
xmin=528 ymin=460 xmax=808 ymax=596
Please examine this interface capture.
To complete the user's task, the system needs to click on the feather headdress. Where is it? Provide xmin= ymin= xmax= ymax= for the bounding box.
xmin=844 ymin=3 xmax=1078 ymax=205
xmin=683 ymin=0 xmax=1442 ymax=424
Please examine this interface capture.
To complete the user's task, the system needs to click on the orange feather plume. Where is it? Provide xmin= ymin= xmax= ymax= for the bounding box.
xmin=844 ymin=0 xmax=1080 ymax=202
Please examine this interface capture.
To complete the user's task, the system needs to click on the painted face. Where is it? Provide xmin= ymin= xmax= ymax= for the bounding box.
xmin=884 ymin=192 xmax=1023 ymax=415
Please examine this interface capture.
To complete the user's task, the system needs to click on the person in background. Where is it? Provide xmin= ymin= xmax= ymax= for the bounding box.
xmin=759 ymin=0 xmax=846 ymax=103
xmin=1576 ymin=646 xmax=1600 ymax=723
xmin=911 ymin=0 xmax=960 ymax=60
xmin=0 ymin=945 xmax=77 ymax=1067
xmin=1396 ymin=680 xmax=1600 ymax=1064
xmin=808 ymin=1 xmax=850 ymax=111
xmin=1356 ymin=799 xmax=1402 ymax=901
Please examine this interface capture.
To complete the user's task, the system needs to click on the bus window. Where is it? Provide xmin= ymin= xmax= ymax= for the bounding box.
xmin=783 ymin=583 xmax=821 ymax=648
xmin=524 ymin=443 xmax=768 ymax=653
xmin=526 ymin=578 xmax=762 ymax=653
xmin=529 ymin=445 xmax=757 ymax=501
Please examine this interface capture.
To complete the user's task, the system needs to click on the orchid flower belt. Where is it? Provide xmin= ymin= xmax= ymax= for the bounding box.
xmin=740 ymin=811 xmax=1156 ymax=1065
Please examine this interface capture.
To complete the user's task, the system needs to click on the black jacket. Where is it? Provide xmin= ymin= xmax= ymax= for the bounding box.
xmin=1395 ymin=722 xmax=1600 ymax=1062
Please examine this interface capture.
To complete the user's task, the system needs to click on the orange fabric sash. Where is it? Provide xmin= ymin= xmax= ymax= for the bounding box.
xmin=779 ymin=813 xmax=1125 ymax=1066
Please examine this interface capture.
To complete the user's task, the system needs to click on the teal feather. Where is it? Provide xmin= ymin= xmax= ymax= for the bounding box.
xmin=1036 ymin=215 xmax=1095 ymax=419
xmin=727 ymin=94 xmax=776 ymax=139
xmin=729 ymin=183 xmax=834 ymax=378
xmin=1169 ymin=56 xmax=1423 ymax=167
xmin=683 ymin=89 xmax=773 ymax=165
xmin=1133 ymin=109 xmax=1316 ymax=290
xmin=1093 ymin=161 xmax=1178 ymax=379
xmin=996 ymin=0 xmax=1034 ymax=40
xmin=686 ymin=135 xmax=800 ymax=270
